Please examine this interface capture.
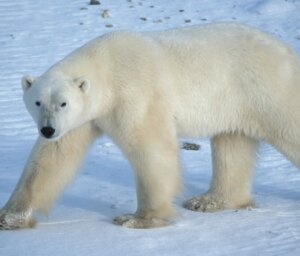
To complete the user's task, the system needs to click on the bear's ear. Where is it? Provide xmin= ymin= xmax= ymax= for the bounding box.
xmin=22 ymin=75 xmax=36 ymax=92
xmin=74 ymin=77 xmax=90 ymax=93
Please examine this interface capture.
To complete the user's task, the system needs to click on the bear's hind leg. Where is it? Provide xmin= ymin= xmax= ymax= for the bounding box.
xmin=0 ymin=123 xmax=100 ymax=230
xmin=184 ymin=133 xmax=258 ymax=212
xmin=268 ymin=131 xmax=300 ymax=169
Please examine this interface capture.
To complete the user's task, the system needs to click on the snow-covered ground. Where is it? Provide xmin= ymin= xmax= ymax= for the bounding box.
xmin=0 ymin=0 xmax=300 ymax=255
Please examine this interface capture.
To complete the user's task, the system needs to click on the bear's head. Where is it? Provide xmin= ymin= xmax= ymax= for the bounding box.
xmin=22 ymin=74 xmax=90 ymax=140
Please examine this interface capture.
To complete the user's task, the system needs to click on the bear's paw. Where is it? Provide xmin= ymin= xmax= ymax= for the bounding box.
xmin=113 ymin=214 xmax=168 ymax=229
xmin=183 ymin=194 xmax=227 ymax=212
xmin=0 ymin=209 xmax=35 ymax=230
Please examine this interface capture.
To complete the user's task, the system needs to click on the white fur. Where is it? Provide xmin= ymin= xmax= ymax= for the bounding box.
xmin=1 ymin=23 xmax=300 ymax=229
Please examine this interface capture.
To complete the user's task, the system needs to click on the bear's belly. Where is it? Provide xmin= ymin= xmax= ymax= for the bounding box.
xmin=173 ymin=91 xmax=249 ymax=138
xmin=174 ymin=106 xmax=229 ymax=138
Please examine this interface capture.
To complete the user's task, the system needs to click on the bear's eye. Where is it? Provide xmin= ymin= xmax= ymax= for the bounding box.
xmin=35 ymin=101 xmax=41 ymax=107
xmin=60 ymin=102 xmax=67 ymax=108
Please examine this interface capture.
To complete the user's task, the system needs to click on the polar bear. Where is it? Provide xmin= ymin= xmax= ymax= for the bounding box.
xmin=1 ymin=23 xmax=300 ymax=230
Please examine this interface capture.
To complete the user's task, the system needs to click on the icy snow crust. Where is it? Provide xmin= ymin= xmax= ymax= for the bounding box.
xmin=0 ymin=0 xmax=300 ymax=255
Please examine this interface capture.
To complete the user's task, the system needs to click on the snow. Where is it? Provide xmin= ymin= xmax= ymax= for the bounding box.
xmin=0 ymin=0 xmax=300 ymax=255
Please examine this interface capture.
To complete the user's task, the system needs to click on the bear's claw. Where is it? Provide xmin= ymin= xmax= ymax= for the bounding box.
xmin=113 ymin=214 xmax=168 ymax=229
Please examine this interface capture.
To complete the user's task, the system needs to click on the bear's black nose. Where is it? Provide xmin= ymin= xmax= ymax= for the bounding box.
xmin=41 ymin=127 xmax=55 ymax=138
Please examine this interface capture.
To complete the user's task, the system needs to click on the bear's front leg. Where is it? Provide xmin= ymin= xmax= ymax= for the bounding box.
xmin=112 ymin=115 xmax=182 ymax=228
xmin=184 ymin=133 xmax=258 ymax=212
xmin=0 ymin=123 xmax=100 ymax=230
